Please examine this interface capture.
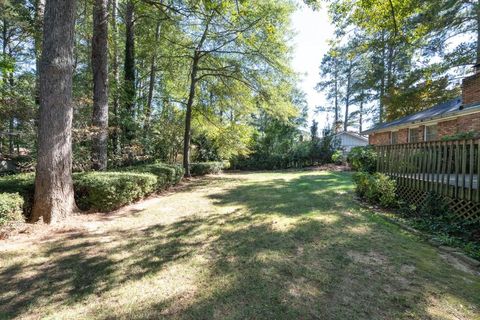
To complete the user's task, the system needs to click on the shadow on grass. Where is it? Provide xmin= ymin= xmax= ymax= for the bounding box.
xmin=1 ymin=171 xmax=479 ymax=319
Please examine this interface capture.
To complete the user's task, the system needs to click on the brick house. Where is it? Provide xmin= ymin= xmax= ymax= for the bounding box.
xmin=363 ymin=67 xmax=480 ymax=145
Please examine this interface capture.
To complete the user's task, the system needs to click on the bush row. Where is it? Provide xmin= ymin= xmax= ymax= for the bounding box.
xmin=0 ymin=162 xmax=186 ymax=220
xmin=189 ymin=161 xmax=228 ymax=176
xmin=0 ymin=193 xmax=24 ymax=226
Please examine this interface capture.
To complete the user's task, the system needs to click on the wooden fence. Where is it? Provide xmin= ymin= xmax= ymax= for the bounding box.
xmin=376 ymin=139 xmax=480 ymax=221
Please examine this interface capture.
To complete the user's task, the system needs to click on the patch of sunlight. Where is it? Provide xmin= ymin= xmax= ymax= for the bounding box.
xmin=270 ymin=218 xmax=297 ymax=232
xmin=426 ymin=294 xmax=477 ymax=320
xmin=311 ymin=214 xmax=340 ymax=224
xmin=346 ymin=224 xmax=371 ymax=235
xmin=282 ymin=276 xmax=323 ymax=304
xmin=44 ymin=260 xmax=204 ymax=319
xmin=255 ymin=250 xmax=286 ymax=263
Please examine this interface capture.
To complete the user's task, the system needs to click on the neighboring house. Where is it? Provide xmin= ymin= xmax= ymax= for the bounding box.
xmin=332 ymin=131 xmax=368 ymax=152
xmin=363 ymin=67 xmax=480 ymax=145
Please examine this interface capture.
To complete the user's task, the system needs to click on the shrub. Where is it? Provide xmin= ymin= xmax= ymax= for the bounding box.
xmin=74 ymin=172 xmax=157 ymax=212
xmin=347 ymin=146 xmax=377 ymax=173
xmin=124 ymin=163 xmax=184 ymax=189
xmin=0 ymin=193 xmax=24 ymax=226
xmin=190 ymin=162 xmax=224 ymax=176
xmin=353 ymin=172 xmax=397 ymax=207
xmin=331 ymin=150 xmax=344 ymax=164
xmin=0 ymin=173 xmax=35 ymax=217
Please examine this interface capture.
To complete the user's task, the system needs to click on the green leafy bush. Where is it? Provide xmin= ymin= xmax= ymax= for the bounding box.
xmin=74 ymin=172 xmax=157 ymax=212
xmin=331 ymin=150 xmax=344 ymax=164
xmin=124 ymin=163 xmax=184 ymax=189
xmin=190 ymin=162 xmax=224 ymax=176
xmin=347 ymin=146 xmax=377 ymax=173
xmin=0 ymin=193 xmax=24 ymax=225
xmin=0 ymin=173 xmax=35 ymax=217
xmin=353 ymin=172 xmax=397 ymax=207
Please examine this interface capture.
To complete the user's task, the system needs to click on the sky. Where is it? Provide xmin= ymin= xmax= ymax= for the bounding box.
xmin=291 ymin=3 xmax=334 ymax=131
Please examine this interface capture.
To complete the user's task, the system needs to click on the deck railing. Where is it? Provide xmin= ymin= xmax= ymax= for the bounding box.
xmin=376 ymin=139 xmax=480 ymax=204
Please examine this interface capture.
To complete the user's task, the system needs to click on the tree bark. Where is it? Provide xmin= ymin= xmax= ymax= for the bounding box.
xmin=183 ymin=54 xmax=199 ymax=176
xmin=34 ymin=0 xmax=45 ymax=107
xmin=110 ymin=0 xmax=121 ymax=156
xmin=182 ymin=19 xmax=210 ymax=176
xmin=343 ymin=62 xmax=352 ymax=132
xmin=123 ymin=0 xmax=136 ymax=143
xmin=31 ymin=0 xmax=77 ymax=224
xmin=91 ymin=0 xmax=109 ymax=171
xmin=476 ymin=1 xmax=480 ymax=66
xmin=144 ymin=21 xmax=161 ymax=139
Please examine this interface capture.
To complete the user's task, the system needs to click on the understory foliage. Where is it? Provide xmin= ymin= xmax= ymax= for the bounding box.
xmin=189 ymin=162 xmax=226 ymax=176
xmin=399 ymin=192 xmax=480 ymax=260
xmin=348 ymin=146 xmax=377 ymax=173
xmin=0 ymin=193 xmax=24 ymax=226
xmin=0 ymin=0 xmax=305 ymax=171
xmin=352 ymin=172 xmax=397 ymax=207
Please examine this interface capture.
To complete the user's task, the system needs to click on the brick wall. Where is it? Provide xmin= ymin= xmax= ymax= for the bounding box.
xmin=398 ymin=128 xmax=408 ymax=143
xmin=463 ymin=73 xmax=480 ymax=106
xmin=369 ymin=132 xmax=390 ymax=145
xmin=457 ymin=112 xmax=480 ymax=132
xmin=438 ymin=118 xmax=458 ymax=137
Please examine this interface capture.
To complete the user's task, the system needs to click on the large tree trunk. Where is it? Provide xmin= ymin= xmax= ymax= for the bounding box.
xmin=34 ymin=0 xmax=45 ymax=107
xmin=183 ymin=54 xmax=199 ymax=177
xmin=91 ymin=0 xmax=109 ymax=170
xmin=31 ymin=0 xmax=77 ymax=224
xmin=123 ymin=0 xmax=136 ymax=143
xmin=144 ymin=21 xmax=161 ymax=141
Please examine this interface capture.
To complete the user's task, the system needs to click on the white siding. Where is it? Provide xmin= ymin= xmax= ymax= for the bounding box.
xmin=337 ymin=133 xmax=368 ymax=152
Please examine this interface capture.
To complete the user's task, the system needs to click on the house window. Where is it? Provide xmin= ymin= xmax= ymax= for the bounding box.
xmin=425 ymin=125 xmax=438 ymax=142
xmin=391 ymin=131 xmax=399 ymax=144
xmin=409 ymin=128 xmax=420 ymax=143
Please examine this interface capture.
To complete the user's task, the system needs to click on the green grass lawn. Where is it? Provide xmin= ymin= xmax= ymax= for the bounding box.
xmin=1 ymin=171 xmax=479 ymax=319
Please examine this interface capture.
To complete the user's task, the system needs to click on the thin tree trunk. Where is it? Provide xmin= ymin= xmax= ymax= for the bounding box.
xmin=32 ymin=0 xmax=77 ymax=224
xmin=182 ymin=18 xmax=210 ymax=176
xmin=91 ymin=0 xmax=109 ymax=170
xmin=379 ymin=33 xmax=386 ymax=124
xmin=476 ymin=1 xmax=480 ymax=66
xmin=8 ymin=118 xmax=14 ymax=155
xmin=34 ymin=0 xmax=45 ymax=107
xmin=334 ymin=59 xmax=339 ymax=131
xmin=124 ymin=0 xmax=136 ymax=143
xmin=359 ymin=94 xmax=364 ymax=133
xmin=344 ymin=63 xmax=352 ymax=132
xmin=183 ymin=54 xmax=199 ymax=176
xmin=110 ymin=0 xmax=121 ymax=156
xmin=144 ymin=21 xmax=161 ymax=140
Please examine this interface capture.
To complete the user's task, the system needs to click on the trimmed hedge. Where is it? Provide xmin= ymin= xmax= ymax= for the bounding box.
xmin=189 ymin=161 xmax=225 ymax=176
xmin=0 ymin=163 xmax=184 ymax=217
xmin=0 ymin=193 xmax=24 ymax=226
xmin=124 ymin=163 xmax=184 ymax=188
xmin=74 ymin=172 xmax=158 ymax=212
xmin=0 ymin=173 xmax=35 ymax=216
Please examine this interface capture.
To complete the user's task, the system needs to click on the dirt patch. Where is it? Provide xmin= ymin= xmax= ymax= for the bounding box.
xmin=440 ymin=253 xmax=480 ymax=276
xmin=347 ymin=250 xmax=387 ymax=265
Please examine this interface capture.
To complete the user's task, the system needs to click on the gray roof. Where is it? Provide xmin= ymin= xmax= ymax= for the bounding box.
xmin=362 ymin=97 xmax=468 ymax=134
